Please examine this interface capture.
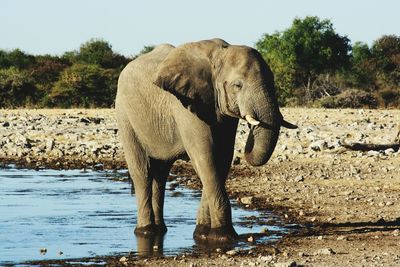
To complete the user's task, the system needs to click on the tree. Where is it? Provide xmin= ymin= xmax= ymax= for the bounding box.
xmin=344 ymin=41 xmax=376 ymax=90
xmin=0 ymin=49 xmax=36 ymax=69
xmin=50 ymin=63 xmax=115 ymax=108
xmin=372 ymin=35 xmax=400 ymax=89
xmin=62 ymin=39 xmax=129 ymax=69
xmin=256 ymin=16 xmax=351 ymax=104
xmin=0 ymin=67 xmax=37 ymax=107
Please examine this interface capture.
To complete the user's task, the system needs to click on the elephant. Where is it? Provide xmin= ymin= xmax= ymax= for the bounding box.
xmin=115 ymin=38 xmax=297 ymax=242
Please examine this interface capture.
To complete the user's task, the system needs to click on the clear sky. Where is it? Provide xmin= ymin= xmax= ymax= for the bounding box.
xmin=2 ymin=0 xmax=399 ymax=57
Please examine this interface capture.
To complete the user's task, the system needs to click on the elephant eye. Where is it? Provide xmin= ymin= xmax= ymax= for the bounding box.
xmin=232 ymin=80 xmax=243 ymax=90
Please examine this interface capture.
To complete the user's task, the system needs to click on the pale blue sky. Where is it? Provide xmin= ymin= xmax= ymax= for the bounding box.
xmin=2 ymin=0 xmax=399 ymax=56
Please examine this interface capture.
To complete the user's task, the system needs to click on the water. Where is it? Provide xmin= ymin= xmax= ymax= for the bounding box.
xmin=0 ymin=166 xmax=288 ymax=265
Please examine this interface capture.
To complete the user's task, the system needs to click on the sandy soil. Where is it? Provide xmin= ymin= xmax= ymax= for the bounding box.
xmin=1 ymin=108 xmax=400 ymax=267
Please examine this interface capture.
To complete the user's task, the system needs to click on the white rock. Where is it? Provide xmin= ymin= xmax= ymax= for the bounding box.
xmin=367 ymin=150 xmax=380 ymax=157
xmin=384 ymin=148 xmax=395 ymax=155
xmin=226 ymin=249 xmax=238 ymax=256
xmin=315 ymin=247 xmax=335 ymax=255
xmin=240 ymin=196 xmax=254 ymax=205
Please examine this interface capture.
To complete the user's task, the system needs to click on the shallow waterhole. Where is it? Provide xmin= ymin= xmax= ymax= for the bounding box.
xmin=0 ymin=166 xmax=290 ymax=265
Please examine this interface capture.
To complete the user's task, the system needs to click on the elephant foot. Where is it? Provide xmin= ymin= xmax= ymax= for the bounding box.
xmin=155 ymin=222 xmax=168 ymax=234
xmin=194 ymin=225 xmax=238 ymax=243
xmin=193 ymin=224 xmax=210 ymax=240
xmin=207 ymin=226 xmax=238 ymax=243
xmin=135 ymin=223 xmax=167 ymax=236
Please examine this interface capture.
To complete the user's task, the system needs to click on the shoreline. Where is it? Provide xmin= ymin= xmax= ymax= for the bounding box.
xmin=1 ymin=108 xmax=400 ymax=266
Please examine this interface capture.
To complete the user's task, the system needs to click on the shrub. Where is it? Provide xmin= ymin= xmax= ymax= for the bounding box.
xmin=0 ymin=67 xmax=38 ymax=108
xmin=50 ymin=64 xmax=116 ymax=108
xmin=379 ymin=88 xmax=400 ymax=107
xmin=315 ymin=89 xmax=378 ymax=108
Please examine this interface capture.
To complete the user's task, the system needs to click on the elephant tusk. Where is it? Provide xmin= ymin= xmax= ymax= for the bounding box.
xmin=245 ymin=115 xmax=260 ymax=126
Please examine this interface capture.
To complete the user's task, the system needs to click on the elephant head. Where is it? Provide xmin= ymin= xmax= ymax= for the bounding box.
xmin=155 ymin=39 xmax=297 ymax=167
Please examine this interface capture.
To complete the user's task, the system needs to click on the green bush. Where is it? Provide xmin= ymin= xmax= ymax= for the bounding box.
xmin=0 ymin=67 xmax=38 ymax=108
xmin=50 ymin=64 xmax=117 ymax=108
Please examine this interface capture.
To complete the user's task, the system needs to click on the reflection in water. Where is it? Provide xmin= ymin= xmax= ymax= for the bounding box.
xmin=136 ymin=234 xmax=165 ymax=257
xmin=0 ymin=166 xmax=288 ymax=264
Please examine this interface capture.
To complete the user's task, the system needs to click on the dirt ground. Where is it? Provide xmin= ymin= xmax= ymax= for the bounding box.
xmin=1 ymin=108 xmax=400 ymax=267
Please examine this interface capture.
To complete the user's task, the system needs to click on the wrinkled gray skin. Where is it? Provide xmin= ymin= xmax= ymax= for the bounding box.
xmin=116 ymin=39 xmax=297 ymax=242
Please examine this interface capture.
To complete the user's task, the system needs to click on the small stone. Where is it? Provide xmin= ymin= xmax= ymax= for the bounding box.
xmin=293 ymin=175 xmax=304 ymax=182
xmin=386 ymin=201 xmax=394 ymax=206
xmin=315 ymin=248 xmax=335 ymax=255
xmin=384 ymin=148 xmax=395 ymax=155
xmin=260 ymin=255 xmax=273 ymax=262
xmin=337 ymin=235 xmax=347 ymax=241
xmin=58 ymin=251 xmax=63 ymax=255
xmin=153 ymin=245 xmax=159 ymax=251
xmin=247 ymin=236 xmax=255 ymax=242
xmin=260 ymin=227 xmax=268 ymax=233
xmin=393 ymin=229 xmax=400 ymax=237
xmin=226 ymin=249 xmax=238 ymax=256
xmin=309 ymin=140 xmax=327 ymax=151
xmin=45 ymin=139 xmax=55 ymax=153
xmin=216 ymin=248 xmax=222 ymax=253
xmin=2 ymin=121 xmax=9 ymax=127
xmin=317 ymin=235 xmax=323 ymax=240
xmin=240 ymin=196 xmax=254 ymax=205
xmin=119 ymin=256 xmax=128 ymax=262
xmin=189 ymin=263 xmax=197 ymax=267
xmin=40 ymin=248 xmax=47 ymax=255
xmin=367 ymin=150 xmax=380 ymax=157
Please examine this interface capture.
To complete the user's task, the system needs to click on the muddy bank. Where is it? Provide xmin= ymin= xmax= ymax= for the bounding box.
xmin=1 ymin=108 xmax=400 ymax=266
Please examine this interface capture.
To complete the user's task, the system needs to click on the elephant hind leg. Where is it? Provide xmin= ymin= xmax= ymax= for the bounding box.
xmin=150 ymin=158 xmax=173 ymax=234
xmin=117 ymin=112 xmax=154 ymax=235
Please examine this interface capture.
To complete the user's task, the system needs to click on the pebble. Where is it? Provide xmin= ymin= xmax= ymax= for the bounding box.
xmin=240 ymin=196 xmax=254 ymax=205
xmin=293 ymin=175 xmax=304 ymax=182
xmin=226 ymin=249 xmax=238 ymax=256
xmin=367 ymin=150 xmax=381 ymax=157
xmin=315 ymin=248 xmax=335 ymax=255
xmin=393 ymin=229 xmax=400 ymax=237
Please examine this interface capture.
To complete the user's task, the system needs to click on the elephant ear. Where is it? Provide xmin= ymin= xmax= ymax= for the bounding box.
xmin=154 ymin=39 xmax=229 ymax=124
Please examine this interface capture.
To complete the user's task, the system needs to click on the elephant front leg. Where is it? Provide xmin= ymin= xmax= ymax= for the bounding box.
xmin=193 ymin=191 xmax=211 ymax=240
xmin=192 ymin=157 xmax=238 ymax=243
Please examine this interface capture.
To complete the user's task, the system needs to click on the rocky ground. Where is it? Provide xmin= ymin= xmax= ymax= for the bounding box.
xmin=1 ymin=108 xmax=400 ymax=267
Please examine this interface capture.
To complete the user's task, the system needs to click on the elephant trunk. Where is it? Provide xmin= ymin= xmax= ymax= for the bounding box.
xmin=244 ymin=123 xmax=280 ymax=167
